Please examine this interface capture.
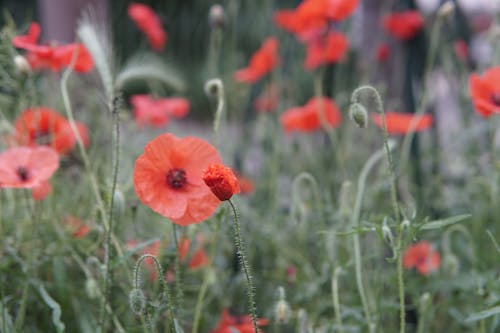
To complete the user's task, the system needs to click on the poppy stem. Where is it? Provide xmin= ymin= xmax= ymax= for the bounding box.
xmin=172 ymin=224 xmax=184 ymax=314
xmin=351 ymin=85 xmax=404 ymax=333
xmin=331 ymin=267 xmax=345 ymax=333
xmin=205 ymin=78 xmax=225 ymax=148
xmin=228 ymin=199 xmax=259 ymax=333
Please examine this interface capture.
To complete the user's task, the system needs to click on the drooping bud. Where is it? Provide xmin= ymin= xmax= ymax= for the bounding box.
xmin=14 ymin=55 xmax=30 ymax=73
xmin=442 ymin=253 xmax=459 ymax=277
xmin=204 ymin=78 xmax=223 ymax=98
xmin=209 ymin=4 xmax=225 ymax=28
xmin=437 ymin=1 xmax=455 ymax=19
xmin=129 ymin=288 xmax=146 ymax=315
xmin=349 ymin=103 xmax=368 ymax=128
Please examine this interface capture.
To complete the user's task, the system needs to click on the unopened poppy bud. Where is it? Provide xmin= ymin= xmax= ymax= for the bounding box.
xmin=203 ymin=163 xmax=240 ymax=201
xmin=14 ymin=55 xmax=30 ymax=73
xmin=349 ymin=103 xmax=368 ymax=128
xmin=113 ymin=189 xmax=125 ymax=216
xmin=204 ymin=78 xmax=223 ymax=98
xmin=437 ymin=1 xmax=455 ymax=18
xmin=209 ymin=4 xmax=225 ymax=28
xmin=419 ymin=292 xmax=431 ymax=309
xmin=129 ymin=288 xmax=146 ymax=315
xmin=442 ymin=253 xmax=459 ymax=277
xmin=85 ymin=278 xmax=99 ymax=299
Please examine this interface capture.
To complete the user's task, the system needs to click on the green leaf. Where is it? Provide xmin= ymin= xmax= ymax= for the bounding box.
xmin=36 ymin=284 xmax=65 ymax=333
xmin=466 ymin=305 xmax=500 ymax=322
xmin=420 ymin=214 xmax=471 ymax=231
xmin=0 ymin=299 xmax=16 ymax=333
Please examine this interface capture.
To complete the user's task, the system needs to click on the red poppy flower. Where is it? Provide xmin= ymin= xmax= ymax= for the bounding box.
xmin=254 ymin=84 xmax=279 ymax=113
xmin=211 ymin=309 xmax=269 ymax=333
xmin=234 ymin=37 xmax=279 ymax=83
xmin=382 ymin=10 xmax=424 ymax=41
xmin=203 ymin=163 xmax=240 ymax=201
xmin=403 ymin=241 xmax=440 ymax=275
xmin=64 ymin=215 xmax=91 ymax=238
xmin=375 ymin=42 xmax=390 ymax=62
xmin=469 ymin=66 xmax=500 ymax=117
xmin=274 ymin=0 xmax=358 ymax=41
xmin=130 ymin=95 xmax=189 ymax=127
xmin=304 ymin=31 xmax=349 ymax=70
xmin=133 ymin=133 xmax=222 ymax=226
xmin=0 ymin=146 xmax=59 ymax=189
xmin=128 ymin=3 xmax=167 ymax=51
xmin=13 ymin=22 xmax=94 ymax=73
xmin=14 ymin=107 xmax=89 ymax=154
xmin=280 ymin=97 xmax=342 ymax=133
xmin=31 ymin=180 xmax=52 ymax=201
xmin=371 ymin=112 xmax=433 ymax=135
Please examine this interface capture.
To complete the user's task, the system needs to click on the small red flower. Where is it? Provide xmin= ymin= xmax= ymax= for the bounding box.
xmin=280 ymin=97 xmax=342 ymax=133
xmin=128 ymin=3 xmax=167 ymax=51
xmin=211 ymin=309 xmax=269 ymax=333
xmin=64 ymin=215 xmax=91 ymax=238
xmin=0 ymin=146 xmax=59 ymax=189
xmin=14 ymin=107 xmax=89 ymax=154
xmin=133 ymin=133 xmax=222 ymax=225
xmin=234 ymin=37 xmax=279 ymax=84
xmin=203 ymin=163 xmax=240 ymax=201
xmin=254 ymin=84 xmax=279 ymax=113
xmin=469 ymin=66 xmax=500 ymax=117
xmin=375 ymin=42 xmax=390 ymax=62
xmin=304 ymin=31 xmax=349 ymax=70
xmin=371 ymin=112 xmax=433 ymax=135
xmin=31 ymin=180 xmax=52 ymax=201
xmin=403 ymin=241 xmax=440 ymax=276
xmin=12 ymin=22 xmax=94 ymax=73
xmin=382 ymin=10 xmax=424 ymax=41
xmin=130 ymin=95 xmax=190 ymax=127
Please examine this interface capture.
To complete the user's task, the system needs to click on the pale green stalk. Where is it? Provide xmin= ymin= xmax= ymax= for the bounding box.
xmin=332 ymin=267 xmax=345 ymax=333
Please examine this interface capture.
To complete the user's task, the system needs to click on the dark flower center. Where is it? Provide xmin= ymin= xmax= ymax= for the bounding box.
xmin=166 ymin=168 xmax=187 ymax=189
xmin=491 ymin=92 xmax=500 ymax=106
xmin=16 ymin=166 xmax=30 ymax=182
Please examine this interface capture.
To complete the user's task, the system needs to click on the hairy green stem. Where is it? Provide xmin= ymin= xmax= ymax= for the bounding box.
xmin=228 ymin=199 xmax=259 ymax=333
xmin=172 ymin=224 xmax=183 ymax=314
xmin=352 ymin=85 xmax=404 ymax=333
xmin=332 ymin=267 xmax=345 ymax=333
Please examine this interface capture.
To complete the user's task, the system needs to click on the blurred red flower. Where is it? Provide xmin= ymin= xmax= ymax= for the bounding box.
xmin=469 ymin=66 xmax=500 ymax=117
xmin=133 ymin=133 xmax=222 ymax=225
xmin=14 ymin=107 xmax=89 ymax=155
xmin=234 ymin=37 xmax=279 ymax=83
xmin=371 ymin=112 xmax=433 ymax=135
xmin=64 ymin=215 xmax=91 ymax=238
xmin=453 ymin=40 xmax=469 ymax=62
xmin=375 ymin=42 xmax=390 ymax=62
xmin=280 ymin=97 xmax=342 ymax=133
xmin=382 ymin=10 xmax=424 ymax=41
xmin=203 ymin=163 xmax=240 ymax=201
xmin=0 ymin=146 xmax=59 ymax=189
xmin=237 ymin=174 xmax=255 ymax=195
xmin=211 ymin=309 xmax=269 ymax=333
xmin=178 ymin=236 xmax=209 ymax=270
xmin=304 ymin=31 xmax=349 ymax=70
xmin=128 ymin=3 xmax=167 ymax=51
xmin=13 ymin=22 xmax=93 ymax=73
xmin=254 ymin=84 xmax=279 ymax=113
xmin=130 ymin=95 xmax=189 ymax=127
xmin=403 ymin=241 xmax=440 ymax=276
xmin=274 ymin=0 xmax=358 ymax=41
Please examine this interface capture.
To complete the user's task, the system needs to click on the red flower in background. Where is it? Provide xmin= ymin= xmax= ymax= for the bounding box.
xmin=280 ymin=97 xmax=342 ymax=133
xmin=375 ymin=42 xmax=390 ymax=62
xmin=130 ymin=95 xmax=190 ymax=127
xmin=382 ymin=10 xmax=424 ymax=41
xmin=403 ymin=241 xmax=440 ymax=275
xmin=64 ymin=215 xmax=91 ymax=238
xmin=254 ymin=84 xmax=279 ymax=113
xmin=31 ymin=180 xmax=52 ymax=201
xmin=203 ymin=163 xmax=240 ymax=201
xmin=14 ymin=107 xmax=89 ymax=155
xmin=0 ymin=146 xmax=59 ymax=189
xmin=234 ymin=37 xmax=279 ymax=83
xmin=12 ymin=22 xmax=94 ymax=73
xmin=304 ymin=31 xmax=349 ymax=70
xmin=178 ymin=236 xmax=209 ymax=270
xmin=128 ymin=3 xmax=167 ymax=51
xmin=133 ymin=133 xmax=222 ymax=226
xmin=469 ymin=66 xmax=500 ymax=117
xmin=236 ymin=174 xmax=255 ymax=195
xmin=454 ymin=40 xmax=469 ymax=62
xmin=371 ymin=112 xmax=433 ymax=135
xmin=274 ymin=0 xmax=358 ymax=41
xmin=211 ymin=309 xmax=269 ymax=333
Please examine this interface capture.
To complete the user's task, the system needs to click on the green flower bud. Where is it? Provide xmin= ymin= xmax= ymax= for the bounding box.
xmin=349 ymin=103 xmax=368 ymax=128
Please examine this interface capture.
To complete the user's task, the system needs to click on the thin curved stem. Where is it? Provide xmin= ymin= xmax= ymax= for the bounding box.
xmin=228 ymin=199 xmax=259 ymax=333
